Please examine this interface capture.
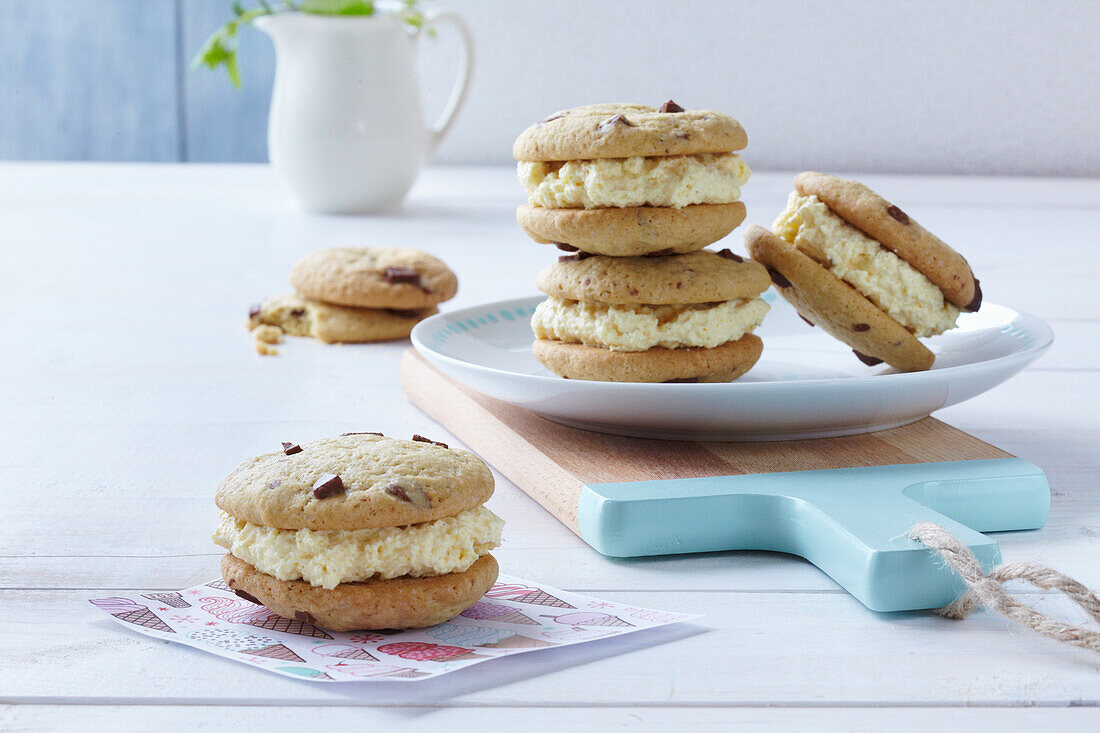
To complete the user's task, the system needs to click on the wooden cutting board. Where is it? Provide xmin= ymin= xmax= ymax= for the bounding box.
xmin=400 ymin=349 xmax=1050 ymax=611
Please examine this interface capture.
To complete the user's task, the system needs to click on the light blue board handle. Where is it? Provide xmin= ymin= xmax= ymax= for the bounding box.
xmin=578 ymin=459 xmax=1049 ymax=612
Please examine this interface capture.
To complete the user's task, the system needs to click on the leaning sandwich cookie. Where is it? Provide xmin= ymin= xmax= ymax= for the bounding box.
xmin=531 ymin=249 xmax=771 ymax=382
xmin=213 ymin=433 xmax=503 ymax=631
xmin=745 ymin=172 xmax=981 ymax=372
xmin=514 ymin=102 xmax=751 ymax=256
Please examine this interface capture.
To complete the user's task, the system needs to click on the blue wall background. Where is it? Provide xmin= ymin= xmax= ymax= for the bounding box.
xmin=0 ymin=0 xmax=274 ymax=162
xmin=2 ymin=0 xmax=1097 ymax=174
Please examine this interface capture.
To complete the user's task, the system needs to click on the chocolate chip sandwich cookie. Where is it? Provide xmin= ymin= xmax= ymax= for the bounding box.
xmin=248 ymin=246 xmax=456 ymax=353
xmin=214 ymin=433 xmax=503 ymax=631
xmin=531 ymin=250 xmax=771 ymax=382
xmin=745 ymin=172 xmax=981 ymax=372
xmin=514 ymin=102 xmax=751 ymax=256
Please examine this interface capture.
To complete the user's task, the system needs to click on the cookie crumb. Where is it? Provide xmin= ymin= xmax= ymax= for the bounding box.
xmin=251 ymin=324 xmax=284 ymax=356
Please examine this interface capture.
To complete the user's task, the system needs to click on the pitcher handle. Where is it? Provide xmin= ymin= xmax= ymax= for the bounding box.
xmin=423 ymin=8 xmax=474 ymax=154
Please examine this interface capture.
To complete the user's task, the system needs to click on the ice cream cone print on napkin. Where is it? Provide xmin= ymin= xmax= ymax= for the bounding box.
xmin=142 ymin=592 xmax=191 ymax=609
xmin=544 ymin=611 xmax=634 ymax=627
xmin=312 ymin=643 xmax=379 ymax=661
xmin=87 ymin=574 xmax=697 ymax=682
xmin=461 ymin=601 xmax=539 ymax=625
xmin=484 ymin=582 xmax=575 ymax=608
xmin=90 ymin=598 xmax=174 ymax=633
xmin=427 ymin=624 xmax=556 ymax=649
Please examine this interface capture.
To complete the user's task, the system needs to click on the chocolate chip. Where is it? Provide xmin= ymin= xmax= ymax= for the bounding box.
xmin=853 ymin=350 xmax=884 ymax=366
xmin=558 ymin=252 xmax=592 ymax=263
xmin=341 ymin=431 xmax=384 ymax=437
xmin=597 ymin=113 xmax=635 ymax=132
xmin=312 ymin=473 xmax=344 ymax=499
xmin=385 ymin=482 xmax=431 ymax=509
xmin=281 ymin=442 xmax=302 ymax=455
xmin=289 ymin=308 xmax=305 ymax=317
xmin=658 ymin=100 xmax=685 ymax=113
xmin=963 ymin=278 xmax=982 ymax=312
xmin=629 ymin=288 xmax=639 ymax=296
xmin=294 ymin=610 xmax=317 ymax=625
xmin=248 ymin=304 xmax=261 ymax=319
xmin=767 ymin=267 xmax=792 ymax=288
xmin=383 ymin=267 xmax=422 ymax=287
xmin=411 ymin=434 xmax=448 ymax=448
xmin=385 ymin=483 xmax=412 ymax=503
xmin=799 ymin=314 xmax=815 ymax=328
xmin=716 ymin=248 xmax=743 ymax=262
xmin=886 ymin=205 xmax=910 ymax=225
xmin=234 ymin=589 xmax=262 ymax=605
xmin=537 ymin=112 xmax=567 ymax=125
xmin=553 ymin=242 xmax=579 ymax=252
xmin=676 ymin=132 xmax=691 ymax=140
xmin=851 ymin=323 xmax=871 ymax=332
xmin=664 ymin=377 xmax=698 ymax=383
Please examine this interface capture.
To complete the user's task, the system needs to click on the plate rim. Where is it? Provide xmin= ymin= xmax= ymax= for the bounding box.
xmin=411 ymin=294 xmax=1054 ymax=391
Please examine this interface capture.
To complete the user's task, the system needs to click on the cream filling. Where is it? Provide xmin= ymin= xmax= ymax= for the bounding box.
xmin=213 ymin=506 xmax=504 ymax=590
xmin=531 ymin=296 xmax=769 ymax=352
xmin=773 ymin=193 xmax=959 ymax=337
xmin=518 ymin=153 xmax=751 ymax=209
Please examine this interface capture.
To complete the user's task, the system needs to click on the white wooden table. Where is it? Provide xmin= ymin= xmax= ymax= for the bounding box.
xmin=2 ymin=163 xmax=1099 ymax=731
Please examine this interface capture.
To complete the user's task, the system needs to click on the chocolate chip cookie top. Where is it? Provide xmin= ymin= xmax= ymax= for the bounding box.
xmin=513 ymin=103 xmax=748 ymax=162
xmin=536 ymin=250 xmax=770 ymax=305
xmin=793 ymin=173 xmax=979 ymax=311
xmin=289 ymin=247 xmax=458 ymax=310
xmin=215 ymin=434 xmax=494 ymax=530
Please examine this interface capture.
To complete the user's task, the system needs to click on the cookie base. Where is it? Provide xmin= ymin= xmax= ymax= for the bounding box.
xmin=249 ymin=293 xmax=437 ymax=344
xmin=517 ymin=202 xmax=746 ymax=256
xmin=532 ymin=335 xmax=763 ymax=383
xmin=221 ymin=553 xmax=499 ymax=632
xmin=744 ymin=225 xmax=934 ymax=372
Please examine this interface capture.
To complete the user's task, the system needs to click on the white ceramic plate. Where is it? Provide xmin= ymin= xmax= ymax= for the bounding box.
xmin=411 ymin=293 xmax=1053 ymax=441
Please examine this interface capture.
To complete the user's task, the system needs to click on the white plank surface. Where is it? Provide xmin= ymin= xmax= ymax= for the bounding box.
xmin=2 ymin=163 xmax=1099 ymax=730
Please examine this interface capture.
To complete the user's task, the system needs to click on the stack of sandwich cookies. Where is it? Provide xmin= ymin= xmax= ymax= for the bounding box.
xmin=248 ymin=246 xmax=457 ymax=353
xmin=515 ymin=102 xmax=767 ymax=382
xmin=745 ymin=172 xmax=981 ymax=372
xmin=514 ymin=102 xmax=751 ymax=256
xmin=531 ymin=250 xmax=771 ymax=382
xmin=213 ymin=433 xmax=503 ymax=631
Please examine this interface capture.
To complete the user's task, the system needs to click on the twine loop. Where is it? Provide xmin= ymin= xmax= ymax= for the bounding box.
xmin=909 ymin=521 xmax=1100 ymax=653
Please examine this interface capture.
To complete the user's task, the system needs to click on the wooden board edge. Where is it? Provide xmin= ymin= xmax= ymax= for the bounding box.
xmin=400 ymin=349 xmax=585 ymax=535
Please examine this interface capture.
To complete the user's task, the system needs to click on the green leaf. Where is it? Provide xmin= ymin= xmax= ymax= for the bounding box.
xmin=191 ymin=0 xmax=431 ymax=88
xmin=299 ymin=0 xmax=375 ymax=15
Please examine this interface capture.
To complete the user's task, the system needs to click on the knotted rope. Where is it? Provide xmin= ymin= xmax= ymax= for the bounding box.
xmin=909 ymin=522 xmax=1100 ymax=654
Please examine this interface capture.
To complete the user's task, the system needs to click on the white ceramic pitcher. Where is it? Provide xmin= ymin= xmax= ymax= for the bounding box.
xmin=256 ymin=9 xmax=473 ymax=214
